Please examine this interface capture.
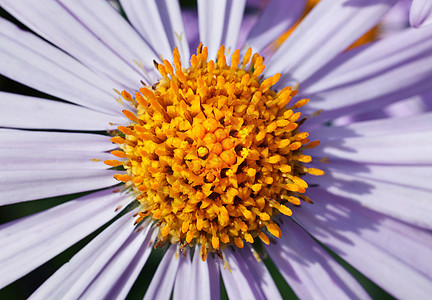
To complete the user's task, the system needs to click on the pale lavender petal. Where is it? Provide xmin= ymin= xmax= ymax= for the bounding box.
xmin=324 ymin=162 xmax=432 ymax=191
xmin=1 ymin=0 xmax=157 ymax=88
xmin=144 ymin=245 xmax=180 ymax=300
xmin=307 ymin=168 xmax=432 ymax=229
xmin=191 ymin=248 xmax=218 ymax=300
xmin=198 ymin=0 xmax=227 ymax=59
xmin=0 ymin=129 xmax=116 ymax=152
xmin=95 ymin=228 xmax=155 ymax=300
xmin=302 ymin=26 xmax=432 ymax=121
xmin=198 ymin=0 xmax=246 ymax=59
xmin=173 ymin=251 xmax=192 ymax=300
xmin=0 ymin=148 xmax=112 ymax=170
xmin=223 ymin=0 xmax=247 ymax=56
xmin=220 ymin=248 xmax=282 ymax=300
xmin=182 ymin=9 xmax=200 ymax=51
xmin=307 ymin=130 xmax=432 ymax=165
xmin=0 ymin=169 xmax=119 ymax=205
xmin=307 ymin=112 xmax=432 ymax=140
xmin=0 ymin=19 xmax=124 ymax=115
xmin=80 ymin=225 xmax=153 ymax=300
xmin=331 ymin=93 xmax=432 ymax=126
xmin=120 ymin=0 xmax=190 ymax=66
xmin=0 ymin=93 xmax=126 ymax=131
xmin=208 ymin=254 xmax=221 ymax=300
xmin=267 ymin=220 xmax=370 ymax=300
xmin=172 ymin=248 xmax=219 ymax=299
xmin=379 ymin=0 xmax=411 ymax=37
xmin=265 ymin=0 xmax=398 ymax=84
xmin=244 ymin=0 xmax=306 ymax=52
xmin=29 ymin=210 xmax=140 ymax=300
xmin=410 ymin=0 xmax=432 ymax=28
xmin=295 ymin=188 xmax=432 ymax=299
xmin=0 ymin=188 xmax=126 ymax=289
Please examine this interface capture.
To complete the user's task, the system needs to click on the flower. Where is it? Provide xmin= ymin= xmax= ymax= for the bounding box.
xmin=1 ymin=0 xmax=432 ymax=299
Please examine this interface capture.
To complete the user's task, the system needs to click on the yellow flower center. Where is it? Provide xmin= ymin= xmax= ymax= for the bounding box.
xmin=105 ymin=44 xmax=324 ymax=261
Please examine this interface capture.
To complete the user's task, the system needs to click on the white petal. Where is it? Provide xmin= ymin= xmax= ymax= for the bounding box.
xmin=29 ymin=210 xmax=140 ymax=300
xmin=302 ymin=26 xmax=432 ymax=120
xmin=1 ymin=0 xmax=157 ymax=88
xmin=0 ymin=188 xmax=126 ymax=289
xmin=220 ymin=248 xmax=282 ymax=300
xmin=267 ymin=220 xmax=370 ymax=300
xmin=0 ymin=19 xmax=124 ymax=115
xmin=0 ymin=169 xmax=119 ymax=205
xmin=0 ymin=129 xmax=116 ymax=152
xmin=144 ymin=245 xmax=180 ymax=300
xmin=295 ymin=188 xmax=432 ymax=299
xmin=120 ymin=0 xmax=190 ymax=66
xmin=244 ymin=0 xmax=306 ymax=52
xmin=410 ymin=0 xmax=432 ymax=28
xmin=265 ymin=0 xmax=398 ymax=84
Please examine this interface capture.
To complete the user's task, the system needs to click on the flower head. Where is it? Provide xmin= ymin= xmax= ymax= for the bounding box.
xmin=107 ymin=44 xmax=323 ymax=259
xmin=1 ymin=0 xmax=432 ymax=299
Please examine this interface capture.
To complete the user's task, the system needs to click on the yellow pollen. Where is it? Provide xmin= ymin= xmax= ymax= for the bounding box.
xmin=108 ymin=44 xmax=324 ymax=259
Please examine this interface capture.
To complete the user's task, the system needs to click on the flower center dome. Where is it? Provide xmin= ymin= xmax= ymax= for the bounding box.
xmin=106 ymin=44 xmax=323 ymax=261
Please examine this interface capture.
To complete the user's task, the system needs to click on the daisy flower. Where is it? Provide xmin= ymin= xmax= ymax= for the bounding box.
xmin=1 ymin=0 xmax=432 ymax=299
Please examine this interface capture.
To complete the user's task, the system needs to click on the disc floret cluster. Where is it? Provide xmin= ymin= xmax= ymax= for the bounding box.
xmin=106 ymin=44 xmax=324 ymax=260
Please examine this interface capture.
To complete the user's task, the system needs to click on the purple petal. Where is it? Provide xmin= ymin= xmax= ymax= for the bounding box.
xmin=0 ymin=169 xmax=119 ymax=205
xmin=267 ymin=220 xmax=370 ymax=299
xmin=220 ymin=248 xmax=282 ymax=300
xmin=0 ymin=188 xmax=126 ymax=289
xmin=144 ymin=245 xmax=180 ymax=300
xmin=265 ymin=0 xmax=398 ymax=84
xmin=410 ymin=0 xmax=432 ymax=28
xmin=294 ymin=188 xmax=432 ymax=299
